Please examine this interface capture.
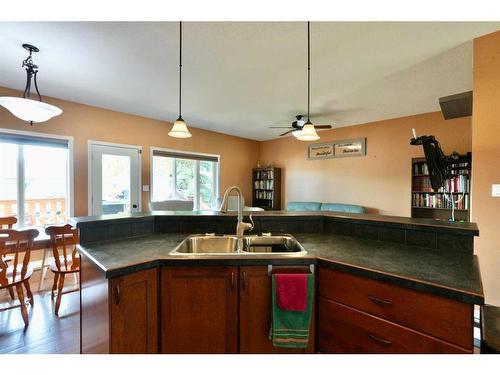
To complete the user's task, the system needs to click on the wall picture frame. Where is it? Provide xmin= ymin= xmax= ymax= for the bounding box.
xmin=333 ymin=138 xmax=366 ymax=158
xmin=307 ymin=137 xmax=366 ymax=160
xmin=307 ymin=143 xmax=335 ymax=160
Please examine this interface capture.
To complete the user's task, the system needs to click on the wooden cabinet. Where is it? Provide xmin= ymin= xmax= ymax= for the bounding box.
xmin=161 ymin=265 xmax=315 ymax=354
xmin=318 ymin=298 xmax=468 ymax=354
xmin=318 ymin=266 xmax=473 ymax=353
xmin=82 ymin=260 xmax=474 ymax=354
xmin=239 ymin=266 xmax=315 ymax=353
xmin=109 ymin=268 xmax=158 ymax=353
xmin=161 ymin=266 xmax=238 ymax=353
xmin=80 ymin=252 xmax=158 ymax=354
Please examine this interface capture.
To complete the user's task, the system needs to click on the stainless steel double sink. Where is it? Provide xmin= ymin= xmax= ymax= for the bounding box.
xmin=170 ymin=234 xmax=306 ymax=256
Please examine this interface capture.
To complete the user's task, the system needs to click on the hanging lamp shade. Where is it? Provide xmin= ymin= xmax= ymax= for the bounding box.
xmin=168 ymin=116 xmax=191 ymax=138
xmin=296 ymin=122 xmax=319 ymax=141
xmin=169 ymin=22 xmax=192 ymax=139
xmin=0 ymin=44 xmax=62 ymax=125
xmin=0 ymin=97 xmax=62 ymax=123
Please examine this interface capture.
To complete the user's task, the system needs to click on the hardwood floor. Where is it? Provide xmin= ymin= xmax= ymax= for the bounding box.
xmin=0 ymin=269 xmax=80 ymax=354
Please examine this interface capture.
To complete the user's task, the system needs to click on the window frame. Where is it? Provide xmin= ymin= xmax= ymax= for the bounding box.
xmin=150 ymin=147 xmax=220 ymax=210
xmin=0 ymin=127 xmax=74 ymax=227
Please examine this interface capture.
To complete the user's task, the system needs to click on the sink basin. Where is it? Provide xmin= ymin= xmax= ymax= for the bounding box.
xmin=170 ymin=234 xmax=306 ymax=256
xmin=171 ymin=235 xmax=239 ymax=254
xmin=243 ymin=235 xmax=306 ymax=254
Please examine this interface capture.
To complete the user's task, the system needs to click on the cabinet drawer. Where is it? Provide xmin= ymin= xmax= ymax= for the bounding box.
xmin=318 ymin=267 xmax=472 ymax=349
xmin=318 ymin=298 xmax=470 ymax=353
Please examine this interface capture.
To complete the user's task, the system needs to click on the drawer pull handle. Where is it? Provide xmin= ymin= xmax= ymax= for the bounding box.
xmin=368 ymin=333 xmax=392 ymax=346
xmin=368 ymin=295 xmax=392 ymax=306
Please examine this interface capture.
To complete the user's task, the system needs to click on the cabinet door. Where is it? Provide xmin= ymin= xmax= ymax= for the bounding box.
xmin=109 ymin=268 xmax=158 ymax=353
xmin=161 ymin=266 xmax=239 ymax=353
xmin=318 ymin=297 xmax=469 ymax=354
xmin=239 ymin=266 xmax=315 ymax=353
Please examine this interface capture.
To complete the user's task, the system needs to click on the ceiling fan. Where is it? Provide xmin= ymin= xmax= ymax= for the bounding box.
xmin=269 ymin=22 xmax=333 ymax=140
xmin=269 ymin=114 xmax=332 ymax=137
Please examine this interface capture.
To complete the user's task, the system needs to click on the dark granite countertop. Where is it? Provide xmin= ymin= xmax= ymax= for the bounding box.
xmin=78 ymin=232 xmax=484 ymax=305
xmin=71 ymin=210 xmax=479 ymax=235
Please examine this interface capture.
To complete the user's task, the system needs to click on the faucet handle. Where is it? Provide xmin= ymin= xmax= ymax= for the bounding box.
xmin=247 ymin=214 xmax=254 ymax=232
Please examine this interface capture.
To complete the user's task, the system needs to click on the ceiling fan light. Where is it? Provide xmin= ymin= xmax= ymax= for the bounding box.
xmin=168 ymin=117 xmax=192 ymax=138
xmin=292 ymin=130 xmax=303 ymax=138
xmin=0 ymin=96 xmax=62 ymax=123
xmin=296 ymin=123 xmax=320 ymax=141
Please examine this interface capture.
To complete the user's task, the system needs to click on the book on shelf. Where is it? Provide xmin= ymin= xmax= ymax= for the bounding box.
xmin=413 ymin=162 xmax=429 ymax=175
xmin=254 ymin=179 xmax=274 ymax=190
xmin=413 ymin=174 xmax=470 ymax=193
xmin=254 ymin=170 xmax=274 ymax=180
xmin=412 ymin=192 xmax=469 ymax=210
xmin=255 ymin=190 xmax=273 ymax=200
xmin=445 ymin=174 xmax=470 ymax=193
xmin=411 ymin=154 xmax=471 ymax=221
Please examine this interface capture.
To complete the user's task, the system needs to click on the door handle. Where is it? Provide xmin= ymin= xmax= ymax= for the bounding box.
xmin=132 ymin=204 xmax=138 ymax=209
xmin=242 ymin=271 xmax=247 ymax=290
xmin=230 ymin=272 xmax=235 ymax=290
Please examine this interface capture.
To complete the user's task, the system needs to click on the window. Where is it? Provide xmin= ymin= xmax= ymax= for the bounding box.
xmin=0 ymin=131 xmax=71 ymax=227
xmin=151 ymin=149 xmax=219 ymax=210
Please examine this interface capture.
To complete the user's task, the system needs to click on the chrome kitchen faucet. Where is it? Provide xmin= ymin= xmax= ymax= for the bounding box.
xmin=219 ymin=186 xmax=254 ymax=249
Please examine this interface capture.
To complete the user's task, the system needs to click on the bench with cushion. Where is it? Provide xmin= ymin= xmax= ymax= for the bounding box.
xmin=286 ymin=201 xmax=365 ymax=214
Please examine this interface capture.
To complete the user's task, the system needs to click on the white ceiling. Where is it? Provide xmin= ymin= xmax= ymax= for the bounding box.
xmin=0 ymin=22 xmax=499 ymax=140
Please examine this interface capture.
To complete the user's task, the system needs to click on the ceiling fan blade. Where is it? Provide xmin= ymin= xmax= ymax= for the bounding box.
xmin=314 ymin=125 xmax=332 ymax=129
xmin=279 ymin=130 xmax=294 ymax=136
xmin=269 ymin=126 xmax=293 ymax=129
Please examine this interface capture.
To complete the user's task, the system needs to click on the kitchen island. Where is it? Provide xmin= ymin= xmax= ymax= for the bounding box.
xmin=74 ymin=211 xmax=483 ymax=354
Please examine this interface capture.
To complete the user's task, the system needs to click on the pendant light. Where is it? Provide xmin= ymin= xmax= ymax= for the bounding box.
xmin=297 ymin=22 xmax=320 ymax=142
xmin=168 ymin=21 xmax=192 ymax=138
xmin=0 ymin=44 xmax=62 ymax=125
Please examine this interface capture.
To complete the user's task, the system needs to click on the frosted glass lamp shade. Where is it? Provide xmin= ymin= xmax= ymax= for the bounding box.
xmin=296 ymin=123 xmax=320 ymax=141
xmin=168 ymin=117 xmax=192 ymax=138
xmin=0 ymin=96 xmax=62 ymax=123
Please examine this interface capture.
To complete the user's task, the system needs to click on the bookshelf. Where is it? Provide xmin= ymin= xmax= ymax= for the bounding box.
xmin=252 ymin=167 xmax=281 ymax=210
xmin=411 ymin=153 xmax=471 ymax=222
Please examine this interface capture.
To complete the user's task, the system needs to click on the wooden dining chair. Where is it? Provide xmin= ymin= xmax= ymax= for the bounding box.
xmin=0 ymin=216 xmax=18 ymax=301
xmin=45 ymin=224 xmax=80 ymax=315
xmin=0 ymin=228 xmax=39 ymax=326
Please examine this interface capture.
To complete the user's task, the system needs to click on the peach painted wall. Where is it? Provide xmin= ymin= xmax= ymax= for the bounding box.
xmin=0 ymin=87 xmax=259 ymax=216
xmin=471 ymin=31 xmax=500 ymax=305
xmin=259 ymin=112 xmax=471 ymax=216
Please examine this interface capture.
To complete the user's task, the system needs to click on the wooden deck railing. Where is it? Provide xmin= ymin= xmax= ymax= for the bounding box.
xmin=0 ymin=198 xmax=67 ymax=226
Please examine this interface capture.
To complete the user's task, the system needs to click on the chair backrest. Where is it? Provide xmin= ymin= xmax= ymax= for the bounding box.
xmin=0 ymin=228 xmax=39 ymax=282
xmin=45 ymin=224 xmax=80 ymax=270
xmin=0 ymin=216 xmax=17 ymax=229
xmin=149 ymin=200 xmax=194 ymax=211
